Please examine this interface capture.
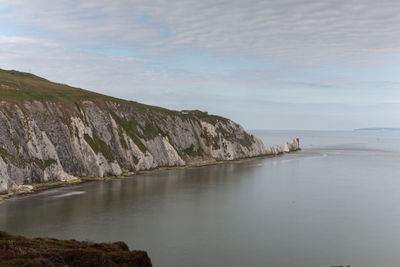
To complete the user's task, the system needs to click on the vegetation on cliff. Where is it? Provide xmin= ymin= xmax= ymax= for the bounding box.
xmin=0 ymin=69 xmax=224 ymax=121
xmin=0 ymin=68 xmax=267 ymax=193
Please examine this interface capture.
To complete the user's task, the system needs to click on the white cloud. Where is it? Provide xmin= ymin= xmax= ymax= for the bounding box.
xmin=1 ymin=0 xmax=400 ymax=129
xmin=0 ymin=36 xmax=57 ymax=46
xmin=2 ymin=0 xmax=400 ymax=65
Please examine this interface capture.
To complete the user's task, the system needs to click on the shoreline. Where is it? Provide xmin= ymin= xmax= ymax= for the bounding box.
xmin=0 ymin=151 xmax=298 ymax=205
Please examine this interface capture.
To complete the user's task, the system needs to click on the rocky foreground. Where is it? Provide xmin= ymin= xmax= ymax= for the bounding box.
xmin=0 ymin=69 xmax=299 ymax=194
xmin=0 ymin=231 xmax=152 ymax=267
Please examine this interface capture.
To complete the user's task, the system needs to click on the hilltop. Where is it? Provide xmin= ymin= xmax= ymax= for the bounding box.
xmin=0 ymin=69 xmax=225 ymax=122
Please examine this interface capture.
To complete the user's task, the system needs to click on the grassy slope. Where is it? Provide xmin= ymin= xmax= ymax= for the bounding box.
xmin=0 ymin=68 xmax=227 ymax=124
xmin=0 ymin=231 xmax=152 ymax=266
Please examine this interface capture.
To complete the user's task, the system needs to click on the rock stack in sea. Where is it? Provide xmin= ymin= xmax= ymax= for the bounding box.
xmin=265 ymin=138 xmax=300 ymax=156
xmin=283 ymin=139 xmax=300 ymax=153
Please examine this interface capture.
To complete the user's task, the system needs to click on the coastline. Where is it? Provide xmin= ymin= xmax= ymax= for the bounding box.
xmin=0 ymin=151 xmax=297 ymax=205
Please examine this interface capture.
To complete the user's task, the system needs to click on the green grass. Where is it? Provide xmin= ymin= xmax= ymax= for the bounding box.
xmin=0 ymin=69 xmax=107 ymax=103
xmin=183 ymin=144 xmax=204 ymax=157
xmin=0 ymin=68 xmax=228 ymax=126
xmin=0 ymin=148 xmax=58 ymax=169
xmin=117 ymin=128 xmax=129 ymax=150
xmin=84 ymin=133 xmax=115 ymax=162
xmin=0 ymin=69 xmax=170 ymax=112
xmin=129 ymin=100 xmax=183 ymax=116
xmin=0 ymin=148 xmax=25 ymax=167
xmin=31 ymin=158 xmax=57 ymax=170
xmin=182 ymin=110 xmax=228 ymax=125
xmin=0 ymin=148 xmax=10 ymax=162
xmin=143 ymin=123 xmax=161 ymax=140
xmin=110 ymin=112 xmax=147 ymax=153
xmin=200 ymin=131 xmax=221 ymax=150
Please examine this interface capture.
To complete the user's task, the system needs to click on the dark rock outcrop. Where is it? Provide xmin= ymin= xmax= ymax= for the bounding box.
xmin=0 ymin=231 xmax=152 ymax=267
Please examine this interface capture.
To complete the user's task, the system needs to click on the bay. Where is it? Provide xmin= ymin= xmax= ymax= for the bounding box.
xmin=1 ymin=130 xmax=400 ymax=267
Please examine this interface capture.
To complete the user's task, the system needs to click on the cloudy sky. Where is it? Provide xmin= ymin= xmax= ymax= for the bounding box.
xmin=1 ymin=0 xmax=400 ymax=130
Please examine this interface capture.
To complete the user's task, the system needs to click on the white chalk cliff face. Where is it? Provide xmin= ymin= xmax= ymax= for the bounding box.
xmin=0 ymin=98 xmax=272 ymax=193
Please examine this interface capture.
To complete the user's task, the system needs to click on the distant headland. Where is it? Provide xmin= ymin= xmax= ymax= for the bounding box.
xmin=355 ymin=128 xmax=400 ymax=131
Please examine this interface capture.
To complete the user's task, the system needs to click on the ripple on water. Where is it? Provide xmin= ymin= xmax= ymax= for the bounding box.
xmin=52 ymin=191 xmax=85 ymax=199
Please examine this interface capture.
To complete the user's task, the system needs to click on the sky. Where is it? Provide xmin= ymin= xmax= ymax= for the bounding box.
xmin=0 ymin=0 xmax=400 ymax=130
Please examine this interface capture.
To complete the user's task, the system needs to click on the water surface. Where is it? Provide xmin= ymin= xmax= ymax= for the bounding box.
xmin=1 ymin=130 xmax=400 ymax=267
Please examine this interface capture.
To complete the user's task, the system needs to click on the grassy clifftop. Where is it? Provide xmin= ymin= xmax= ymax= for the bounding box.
xmin=0 ymin=69 xmax=103 ymax=103
xmin=0 ymin=68 xmax=226 ymax=124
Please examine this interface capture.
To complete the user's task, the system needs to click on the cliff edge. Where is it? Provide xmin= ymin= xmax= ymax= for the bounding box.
xmin=0 ymin=69 xmax=269 ymax=193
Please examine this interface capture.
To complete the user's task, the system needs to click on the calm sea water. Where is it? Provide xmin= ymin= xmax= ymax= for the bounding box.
xmin=1 ymin=130 xmax=400 ymax=267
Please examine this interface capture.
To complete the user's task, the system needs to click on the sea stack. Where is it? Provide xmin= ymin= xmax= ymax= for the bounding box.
xmin=283 ymin=139 xmax=300 ymax=153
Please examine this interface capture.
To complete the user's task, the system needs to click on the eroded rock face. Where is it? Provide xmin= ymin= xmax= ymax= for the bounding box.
xmin=284 ymin=139 xmax=300 ymax=153
xmin=290 ymin=139 xmax=300 ymax=151
xmin=0 ymin=100 xmax=268 ymax=193
xmin=284 ymin=142 xmax=291 ymax=153
xmin=275 ymin=145 xmax=283 ymax=154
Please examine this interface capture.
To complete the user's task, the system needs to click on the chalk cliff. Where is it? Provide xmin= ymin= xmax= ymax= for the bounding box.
xmin=0 ymin=69 xmax=270 ymax=193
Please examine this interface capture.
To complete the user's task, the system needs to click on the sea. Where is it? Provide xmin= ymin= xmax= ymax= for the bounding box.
xmin=1 ymin=130 xmax=400 ymax=267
